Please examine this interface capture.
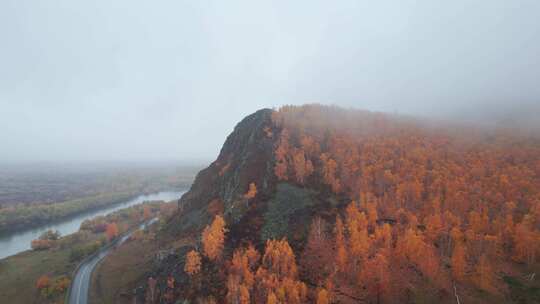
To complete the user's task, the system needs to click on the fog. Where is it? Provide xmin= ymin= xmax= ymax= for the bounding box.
xmin=1 ymin=1 xmax=539 ymax=163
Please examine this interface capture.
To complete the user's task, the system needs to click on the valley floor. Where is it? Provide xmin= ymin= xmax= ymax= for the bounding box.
xmin=89 ymin=230 xmax=195 ymax=304
xmin=0 ymin=200 xmax=177 ymax=304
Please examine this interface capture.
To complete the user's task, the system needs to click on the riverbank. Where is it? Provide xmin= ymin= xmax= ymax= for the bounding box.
xmin=0 ymin=191 xmax=184 ymax=259
xmin=0 ymin=189 xmax=180 ymax=235
xmin=0 ymin=200 xmax=178 ymax=304
xmin=0 ymin=163 xmax=200 ymax=235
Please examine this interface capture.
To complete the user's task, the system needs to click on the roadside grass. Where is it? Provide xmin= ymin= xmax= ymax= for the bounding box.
xmin=90 ymin=227 xmax=196 ymax=304
xmin=0 ymin=200 xmax=175 ymax=304
xmin=89 ymin=237 xmax=156 ymax=304
xmin=0 ymin=246 xmax=75 ymax=304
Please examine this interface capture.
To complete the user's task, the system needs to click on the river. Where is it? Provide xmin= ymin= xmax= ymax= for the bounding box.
xmin=0 ymin=190 xmax=184 ymax=260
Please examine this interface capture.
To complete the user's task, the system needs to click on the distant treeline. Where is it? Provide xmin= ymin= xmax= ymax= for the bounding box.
xmin=0 ymin=191 xmax=138 ymax=234
xmin=0 ymin=165 xmax=200 ymax=234
xmin=0 ymin=164 xmax=201 ymax=208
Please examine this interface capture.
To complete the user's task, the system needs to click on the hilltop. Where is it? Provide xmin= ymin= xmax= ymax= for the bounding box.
xmin=92 ymin=105 xmax=540 ymax=304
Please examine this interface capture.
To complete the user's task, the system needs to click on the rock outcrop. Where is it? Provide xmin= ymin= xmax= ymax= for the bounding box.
xmin=168 ymin=108 xmax=277 ymax=235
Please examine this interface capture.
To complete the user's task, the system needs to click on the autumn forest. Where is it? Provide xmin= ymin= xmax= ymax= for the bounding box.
xmin=174 ymin=105 xmax=540 ymax=304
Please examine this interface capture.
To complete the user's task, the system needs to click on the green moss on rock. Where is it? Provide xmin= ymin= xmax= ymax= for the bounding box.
xmin=261 ymin=183 xmax=317 ymax=241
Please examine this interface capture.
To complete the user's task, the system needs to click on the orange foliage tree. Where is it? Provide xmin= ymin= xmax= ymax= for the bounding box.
xmin=244 ymin=183 xmax=257 ymax=200
xmin=254 ymin=239 xmax=307 ymax=304
xmin=358 ymin=252 xmax=391 ymax=303
xmin=185 ymin=250 xmax=202 ymax=275
xmin=202 ymin=215 xmax=227 ymax=261
xmin=474 ymin=254 xmax=496 ymax=291
xmin=274 ymin=129 xmax=290 ymax=180
xmin=451 ymin=241 xmax=467 ymax=281
xmin=31 ymin=239 xmax=53 ymax=251
xmin=513 ymin=215 xmax=539 ymax=265
xmin=143 ymin=206 xmax=152 ymax=221
xmin=105 ymin=222 xmax=119 ymax=241
xmin=334 ymin=216 xmax=348 ymax=273
xmin=226 ymin=245 xmax=260 ymax=304
xmin=36 ymin=275 xmax=50 ymax=290
xmin=301 ymin=217 xmax=332 ymax=283
xmin=316 ymin=288 xmax=330 ymax=304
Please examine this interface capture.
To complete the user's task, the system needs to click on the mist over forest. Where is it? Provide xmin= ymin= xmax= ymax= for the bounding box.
xmin=1 ymin=1 xmax=539 ymax=164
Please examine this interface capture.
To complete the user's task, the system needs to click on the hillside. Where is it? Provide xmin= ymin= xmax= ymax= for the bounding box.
xmin=94 ymin=105 xmax=540 ymax=304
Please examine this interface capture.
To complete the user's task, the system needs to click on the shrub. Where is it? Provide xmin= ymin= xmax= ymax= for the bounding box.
xmin=39 ymin=229 xmax=61 ymax=240
xmin=36 ymin=275 xmax=50 ymax=289
xmin=31 ymin=239 xmax=53 ymax=250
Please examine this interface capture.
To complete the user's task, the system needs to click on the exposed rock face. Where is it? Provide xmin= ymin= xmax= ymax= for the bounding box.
xmin=169 ymin=108 xmax=277 ymax=234
xmin=121 ymin=108 xmax=332 ymax=303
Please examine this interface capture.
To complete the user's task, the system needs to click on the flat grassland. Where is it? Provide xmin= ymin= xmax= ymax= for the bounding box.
xmin=0 ymin=245 xmax=76 ymax=304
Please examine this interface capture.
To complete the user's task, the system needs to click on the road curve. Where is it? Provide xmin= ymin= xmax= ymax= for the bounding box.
xmin=68 ymin=218 xmax=157 ymax=304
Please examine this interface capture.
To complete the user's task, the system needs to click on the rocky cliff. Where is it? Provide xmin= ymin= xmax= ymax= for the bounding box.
xmin=167 ymin=108 xmax=278 ymax=237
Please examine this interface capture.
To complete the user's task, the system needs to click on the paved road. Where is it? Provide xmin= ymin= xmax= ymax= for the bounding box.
xmin=68 ymin=218 xmax=157 ymax=304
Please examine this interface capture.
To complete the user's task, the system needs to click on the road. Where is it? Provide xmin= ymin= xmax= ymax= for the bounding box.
xmin=68 ymin=218 xmax=157 ymax=304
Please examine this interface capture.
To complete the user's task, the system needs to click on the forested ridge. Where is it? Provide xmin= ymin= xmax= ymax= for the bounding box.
xmin=128 ymin=105 xmax=540 ymax=304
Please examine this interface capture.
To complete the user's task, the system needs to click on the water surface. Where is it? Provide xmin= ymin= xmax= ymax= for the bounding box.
xmin=0 ymin=191 xmax=184 ymax=259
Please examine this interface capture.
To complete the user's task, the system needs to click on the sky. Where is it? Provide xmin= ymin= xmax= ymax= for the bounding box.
xmin=1 ymin=1 xmax=539 ymax=163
